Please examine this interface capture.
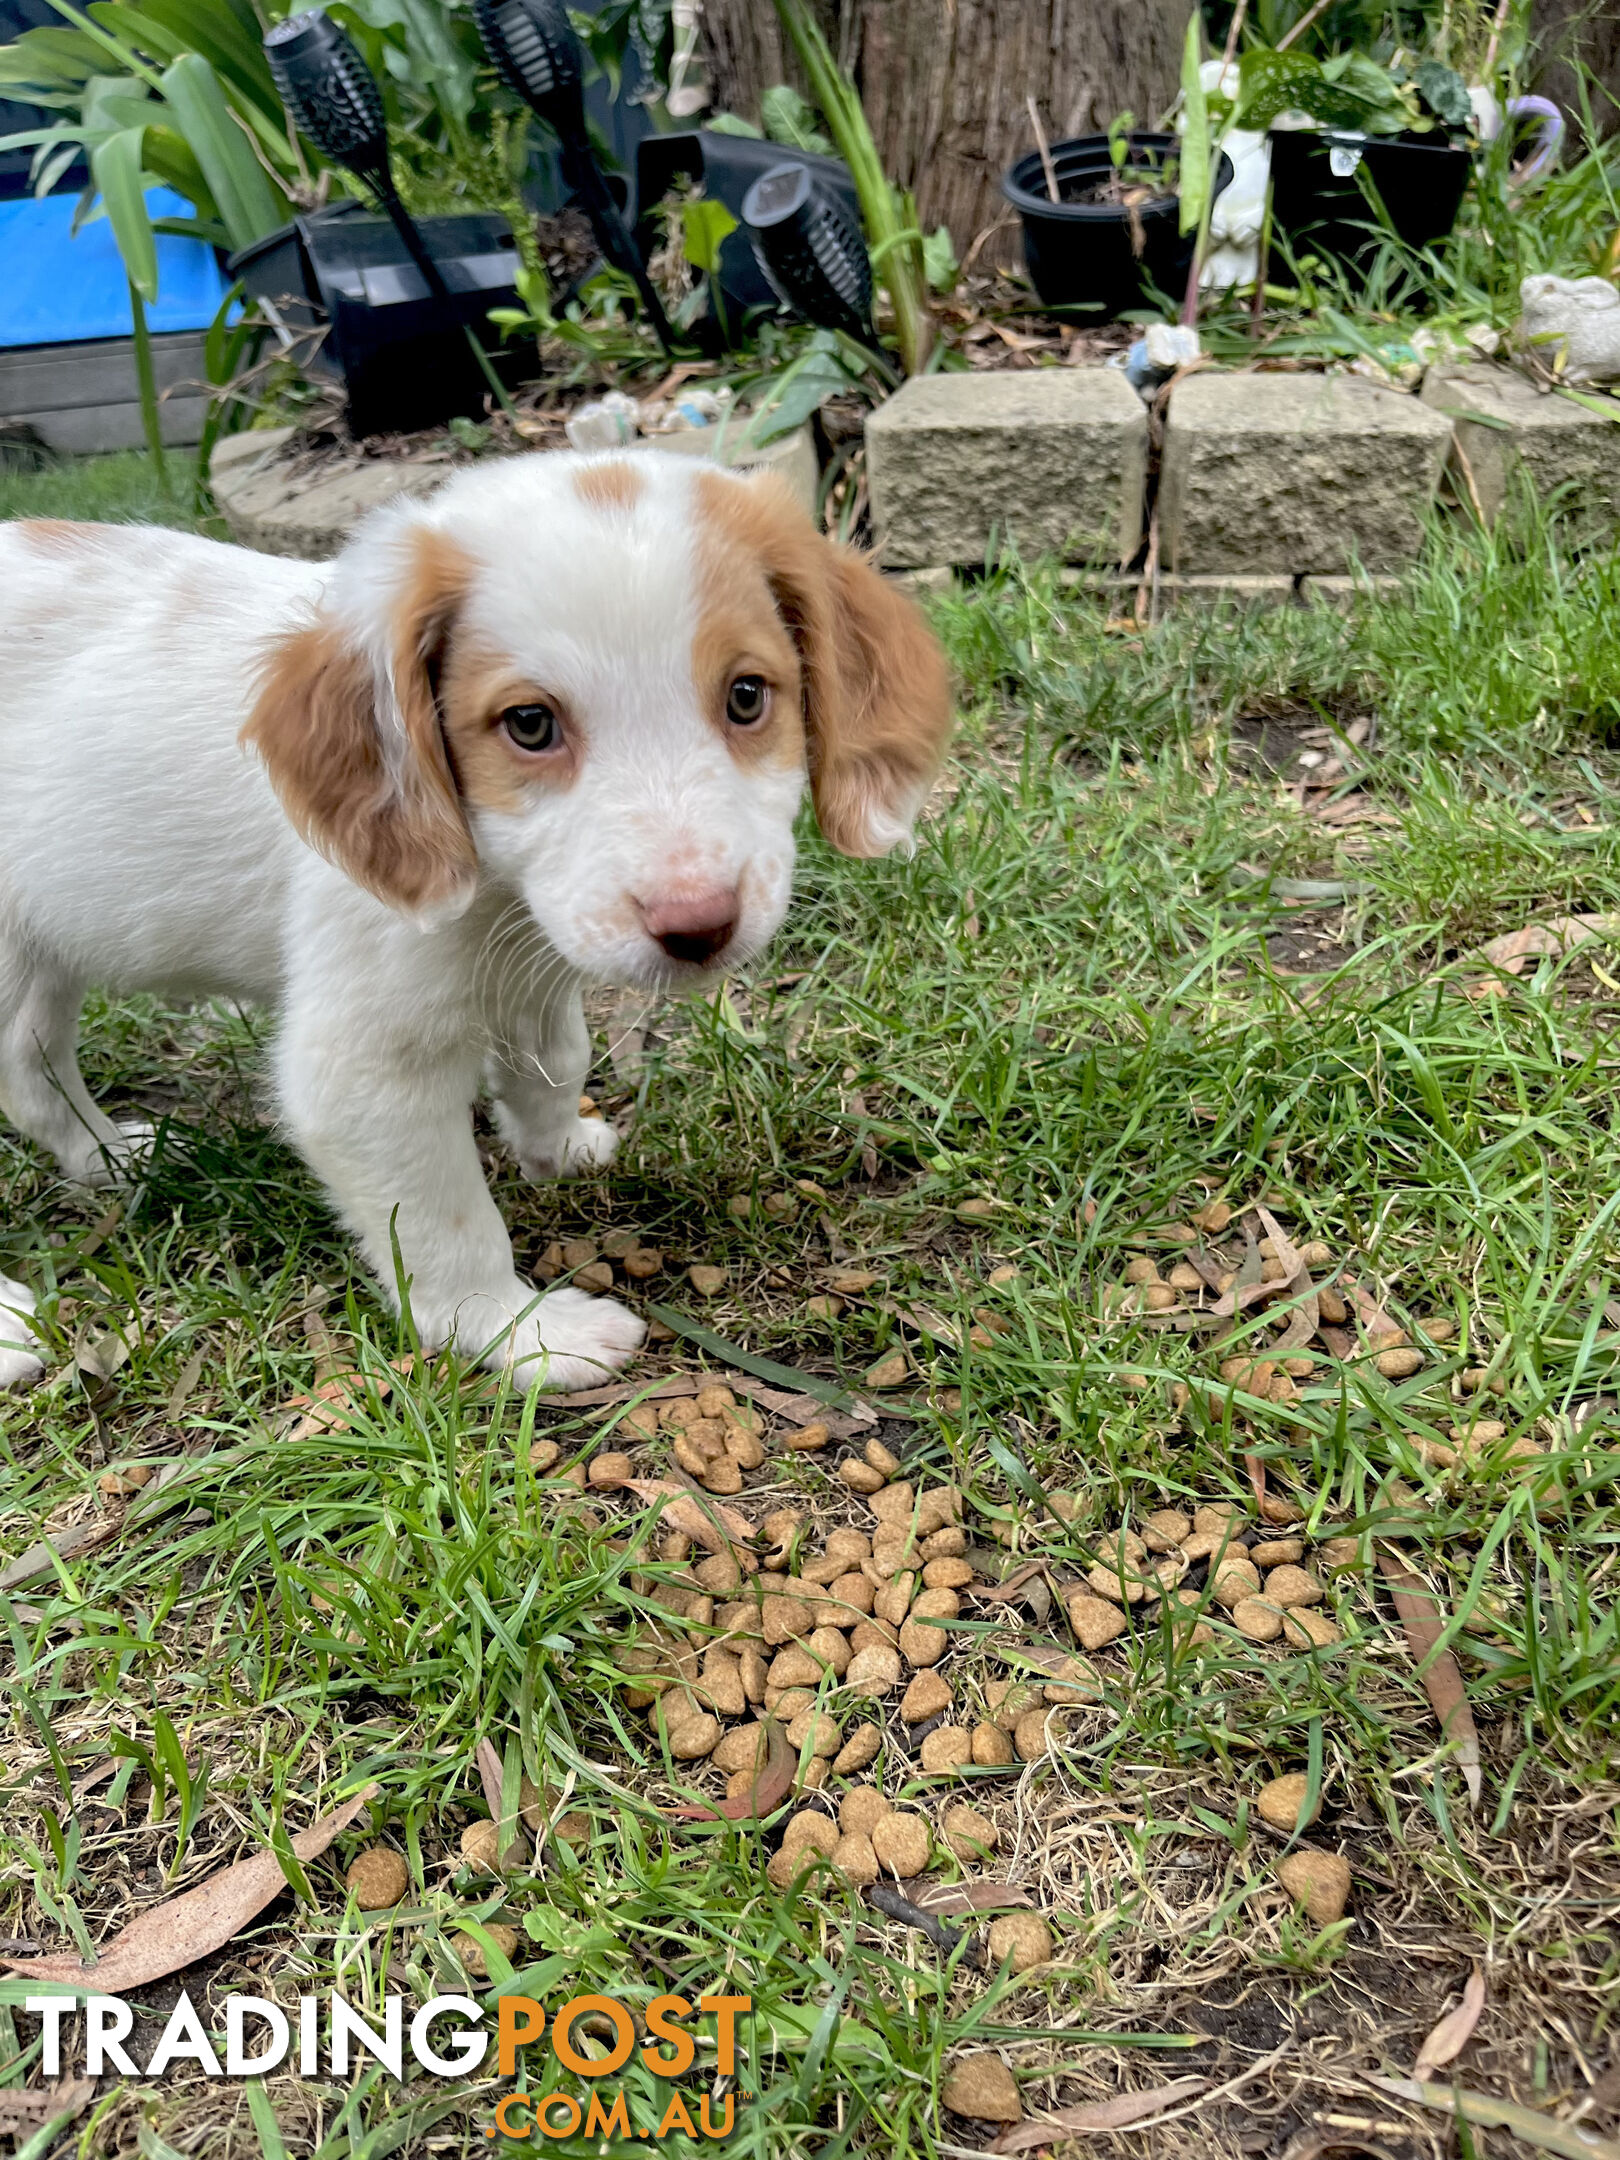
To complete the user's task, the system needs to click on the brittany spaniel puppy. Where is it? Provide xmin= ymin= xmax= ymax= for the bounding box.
xmin=0 ymin=450 xmax=951 ymax=1391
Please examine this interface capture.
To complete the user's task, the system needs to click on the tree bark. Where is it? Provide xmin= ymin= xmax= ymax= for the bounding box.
xmin=699 ymin=0 xmax=1190 ymax=259
xmin=1530 ymin=0 xmax=1620 ymax=136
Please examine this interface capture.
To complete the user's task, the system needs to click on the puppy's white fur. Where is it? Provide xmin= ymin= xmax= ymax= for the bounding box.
xmin=0 ymin=450 xmax=950 ymax=1391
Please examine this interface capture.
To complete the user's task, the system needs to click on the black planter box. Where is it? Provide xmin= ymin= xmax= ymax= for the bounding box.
xmin=230 ymin=206 xmax=531 ymax=436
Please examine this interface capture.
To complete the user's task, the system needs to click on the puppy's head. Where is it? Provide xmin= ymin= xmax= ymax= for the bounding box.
xmin=243 ymin=450 xmax=952 ymax=984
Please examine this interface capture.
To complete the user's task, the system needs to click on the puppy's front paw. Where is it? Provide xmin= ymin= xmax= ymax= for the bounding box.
xmin=449 ymin=1281 xmax=645 ymax=1392
xmin=508 ymin=1284 xmax=646 ymax=1391
xmin=499 ymin=1108 xmax=620 ymax=1182
xmin=0 ymin=1278 xmax=44 ymax=1391
xmin=66 ymin=1119 xmax=158 ymax=1191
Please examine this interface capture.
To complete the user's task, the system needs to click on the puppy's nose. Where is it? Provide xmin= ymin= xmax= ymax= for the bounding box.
xmin=639 ymin=889 xmax=740 ymax=966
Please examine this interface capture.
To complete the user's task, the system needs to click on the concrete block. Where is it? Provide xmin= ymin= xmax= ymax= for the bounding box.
xmin=1157 ymin=574 xmax=1295 ymax=611
xmin=866 ymin=368 xmax=1148 ymax=568
xmin=1419 ymin=361 xmax=1620 ymax=531
xmin=644 ymin=420 xmax=820 ymax=518
xmin=1160 ymin=372 xmax=1453 ymax=575
xmin=1301 ymin=573 xmax=1406 ymax=609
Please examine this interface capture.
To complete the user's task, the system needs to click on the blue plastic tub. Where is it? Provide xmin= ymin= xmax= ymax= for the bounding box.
xmin=0 ymin=186 xmax=231 ymax=349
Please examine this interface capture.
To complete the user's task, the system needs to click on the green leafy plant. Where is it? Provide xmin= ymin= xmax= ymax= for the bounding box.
xmin=770 ymin=0 xmax=933 ymax=376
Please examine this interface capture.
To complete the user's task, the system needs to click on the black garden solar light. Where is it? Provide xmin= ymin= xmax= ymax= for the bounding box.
xmin=473 ymin=0 xmax=674 ymax=352
xmin=741 ymin=160 xmax=876 ymax=350
xmin=265 ymin=10 xmax=445 ymax=302
xmin=264 ymin=8 xmax=516 ymax=428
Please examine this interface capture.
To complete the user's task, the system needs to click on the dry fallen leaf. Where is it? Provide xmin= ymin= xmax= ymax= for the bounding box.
xmin=666 ymin=1717 xmax=794 ymax=1822
xmin=2 ymin=1784 xmax=377 ymax=1992
xmin=1413 ymin=1964 xmax=1487 ymax=2081
xmin=1474 ymin=913 xmax=1620 ymax=977
xmin=1367 ymin=2075 xmax=1620 ymax=2160
xmin=621 ymin=1480 xmax=754 ymax=1553
xmin=1376 ymin=1546 xmax=1482 ymax=1808
xmin=0 ymin=2079 xmax=96 ymax=2137
xmin=915 ymin=1881 xmax=1036 ymax=1917
xmin=1256 ymin=1203 xmax=1320 ymax=1355
xmin=988 ymin=2076 xmax=1210 ymax=2151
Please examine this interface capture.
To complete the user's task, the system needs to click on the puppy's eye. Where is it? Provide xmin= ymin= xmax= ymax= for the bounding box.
xmin=501 ymin=702 xmax=559 ymax=753
xmin=725 ymin=675 xmax=768 ymax=727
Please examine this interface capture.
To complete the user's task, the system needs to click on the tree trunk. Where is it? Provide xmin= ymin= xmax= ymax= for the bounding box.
xmin=699 ymin=0 xmax=1190 ymax=261
xmin=1531 ymin=0 xmax=1620 ymax=136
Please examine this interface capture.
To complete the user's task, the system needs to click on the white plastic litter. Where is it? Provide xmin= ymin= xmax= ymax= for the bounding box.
xmin=564 ymin=390 xmax=641 ymax=451
xmin=1520 ymin=273 xmax=1620 ymax=384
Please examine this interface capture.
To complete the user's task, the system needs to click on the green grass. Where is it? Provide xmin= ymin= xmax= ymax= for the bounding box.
xmin=0 ymin=447 xmax=211 ymax=532
xmin=3 ymin=469 xmax=1620 ymax=2155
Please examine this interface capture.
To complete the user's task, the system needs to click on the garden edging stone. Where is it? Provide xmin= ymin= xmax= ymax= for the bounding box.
xmin=865 ymin=369 xmax=1147 ymax=569
xmin=1159 ymin=371 xmax=1454 ymax=576
xmin=210 ymin=423 xmax=820 ymax=561
xmin=1418 ymin=360 xmax=1620 ymax=530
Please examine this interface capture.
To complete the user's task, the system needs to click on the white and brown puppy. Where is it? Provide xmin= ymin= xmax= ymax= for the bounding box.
xmin=0 ymin=451 xmax=951 ymax=1391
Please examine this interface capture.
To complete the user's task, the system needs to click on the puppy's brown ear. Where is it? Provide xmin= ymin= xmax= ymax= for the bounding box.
xmin=700 ymin=470 xmax=953 ymax=858
xmin=242 ymin=527 xmax=477 ymax=920
xmin=797 ymin=539 xmax=953 ymax=858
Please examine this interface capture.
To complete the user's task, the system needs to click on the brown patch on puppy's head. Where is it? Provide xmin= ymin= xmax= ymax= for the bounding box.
xmin=242 ymin=526 xmax=478 ymax=919
xmin=574 ymin=460 xmax=645 ymax=512
xmin=21 ymin=519 xmax=99 ymax=554
xmin=692 ymin=468 xmax=953 ymax=856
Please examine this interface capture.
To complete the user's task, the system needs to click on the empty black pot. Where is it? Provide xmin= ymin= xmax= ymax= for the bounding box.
xmin=1002 ymin=131 xmax=1232 ymax=318
xmin=1267 ymin=127 xmax=1472 ymax=273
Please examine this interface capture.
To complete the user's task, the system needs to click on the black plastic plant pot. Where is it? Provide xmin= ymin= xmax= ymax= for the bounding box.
xmin=635 ymin=130 xmax=861 ymax=329
xmin=1001 ymin=132 xmax=1232 ymax=319
xmin=1267 ymin=127 xmax=1472 ymax=273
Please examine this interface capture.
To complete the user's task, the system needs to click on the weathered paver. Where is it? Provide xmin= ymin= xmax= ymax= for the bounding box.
xmin=866 ymin=369 xmax=1148 ymax=568
xmin=1160 ymin=372 xmax=1453 ymax=575
xmin=1419 ymin=361 xmax=1620 ymax=530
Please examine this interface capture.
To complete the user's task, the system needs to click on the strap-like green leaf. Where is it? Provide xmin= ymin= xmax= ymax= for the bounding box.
xmin=160 ymin=51 xmax=280 ymax=248
xmin=90 ymin=122 xmax=156 ymax=298
xmin=1178 ymin=9 xmax=1208 ymax=239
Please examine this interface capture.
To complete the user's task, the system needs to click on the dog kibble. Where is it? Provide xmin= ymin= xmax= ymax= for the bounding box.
xmin=1231 ymin=1598 xmax=1283 ymax=1641
xmin=846 ymin=1643 xmax=902 ymax=1693
xmin=1257 ymin=1772 xmax=1319 ymax=1831
xmin=458 ymin=1821 xmax=505 ymax=1873
xmin=453 ymin=1924 xmax=519 ymax=1977
xmin=1250 ymin=1538 xmax=1305 ymax=1568
xmin=941 ymin=2053 xmax=1022 ymax=2124
xmin=832 ymin=1831 xmax=879 ymax=1885
xmin=971 ymin=1720 xmax=1015 ymax=1766
xmin=987 ymin=1913 xmax=1052 ymax=1972
xmin=1067 ymin=1592 xmax=1128 ymax=1650
xmin=840 ymin=1459 xmax=887 ymax=1494
xmin=920 ymin=1725 xmax=973 ymax=1773
xmin=346 ymin=1848 xmax=409 ymax=1909
xmin=839 ymin=1787 xmax=892 ymax=1839
xmin=865 ymin=1352 xmax=910 ymax=1390
xmin=1281 ymin=1608 xmax=1342 ymax=1649
xmin=1141 ymin=1508 xmax=1192 ymax=1552
xmin=687 ymin=1264 xmax=727 ymax=1296
xmin=941 ymin=1802 xmax=999 ymax=1860
xmin=832 ymin=1723 xmax=882 ymax=1774
xmin=1264 ymin=1565 xmax=1323 ymax=1608
xmin=1276 ymin=1847 xmax=1350 ymax=1925
xmin=871 ymin=1812 xmax=931 ymax=1876
xmin=587 ymin=1451 xmax=632 ymax=1490
xmin=783 ymin=1421 xmax=830 ymax=1452
xmin=1211 ymin=1558 xmax=1262 ymax=1608
xmin=1013 ymin=1709 xmax=1052 ymax=1761
xmin=786 ymin=1708 xmax=842 ymax=1757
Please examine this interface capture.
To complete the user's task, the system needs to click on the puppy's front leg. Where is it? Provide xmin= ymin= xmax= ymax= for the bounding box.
xmin=278 ymin=1022 xmax=643 ymax=1391
xmin=0 ymin=1272 xmax=44 ymax=1390
xmin=487 ymin=988 xmax=617 ymax=1181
